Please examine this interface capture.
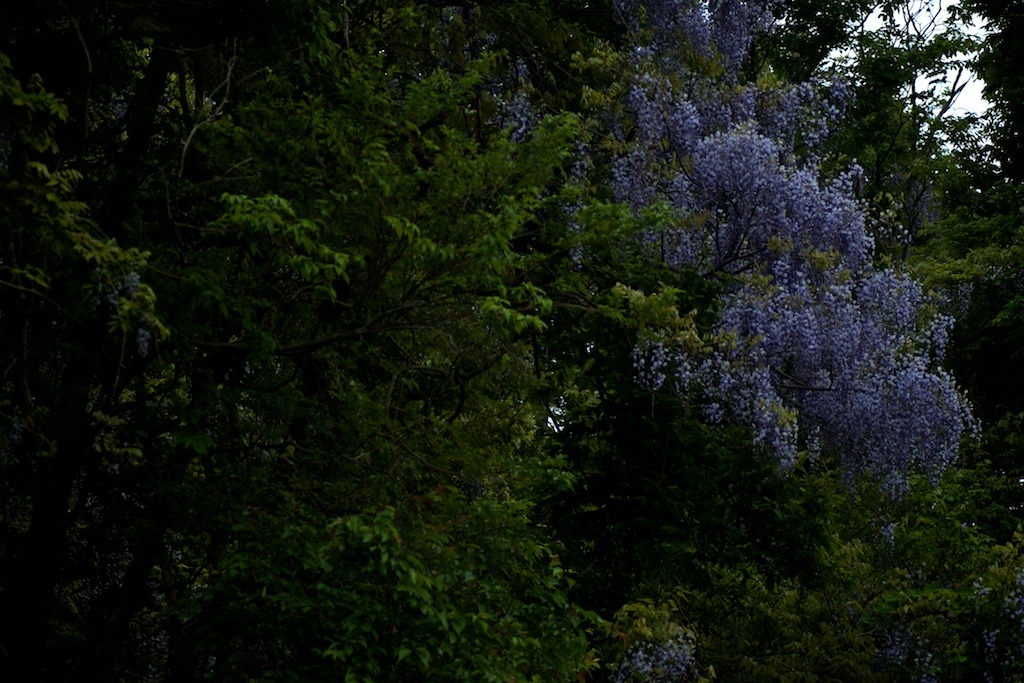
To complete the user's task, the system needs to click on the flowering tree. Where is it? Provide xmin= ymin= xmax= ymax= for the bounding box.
xmin=611 ymin=0 xmax=976 ymax=492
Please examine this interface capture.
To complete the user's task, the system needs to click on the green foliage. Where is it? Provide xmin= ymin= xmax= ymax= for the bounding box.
xmin=969 ymin=0 xmax=1024 ymax=180
xmin=762 ymin=0 xmax=876 ymax=81
xmin=912 ymin=171 xmax=1024 ymax=539
xmin=592 ymin=466 xmax=1024 ymax=681
xmin=818 ymin=0 xmax=982 ymax=257
xmin=188 ymin=497 xmax=592 ymax=681
xmin=3 ymin=1 xmax=1024 ymax=680
xmin=0 ymin=1 xmax=598 ymax=678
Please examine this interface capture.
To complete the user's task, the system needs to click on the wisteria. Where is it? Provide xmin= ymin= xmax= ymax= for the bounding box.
xmin=612 ymin=637 xmax=700 ymax=682
xmin=1004 ymin=570 xmax=1024 ymax=636
xmin=964 ymin=571 xmax=1024 ymax=678
xmin=632 ymin=339 xmax=674 ymax=391
xmin=97 ymin=270 xmax=141 ymax=309
xmin=136 ymin=328 xmax=152 ymax=358
xmin=613 ymin=0 xmax=774 ymax=77
xmin=611 ymin=0 xmax=976 ymax=485
xmin=489 ymin=59 xmax=538 ymax=143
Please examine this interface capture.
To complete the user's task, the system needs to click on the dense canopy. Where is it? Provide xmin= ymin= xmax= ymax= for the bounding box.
xmin=2 ymin=0 xmax=1023 ymax=680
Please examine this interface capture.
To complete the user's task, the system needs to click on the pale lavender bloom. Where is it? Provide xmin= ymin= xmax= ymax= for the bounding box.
xmin=613 ymin=637 xmax=699 ymax=682
xmin=613 ymin=0 xmax=975 ymax=483
xmin=136 ymin=328 xmax=152 ymax=358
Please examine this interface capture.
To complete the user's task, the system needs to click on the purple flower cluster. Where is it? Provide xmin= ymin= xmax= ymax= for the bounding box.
xmin=1004 ymin=569 xmax=1024 ymax=635
xmin=489 ymin=59 xmax=538 ymax=143
xmin=680 ymin=347 xmax=801 ymax=466
xmin=99 ymin=270 xmax=141 ymax=309
xmin=136 ymin=328 xmax=152 ymax=358
xmin=612 ymin=1 xmax=976 ymax=482
xmin=633 ymin=340 xmax=674 ymax=391
xmin=614 ymin=0 xmax=774 ymax=77
xmin=492 ymin=91 xmax=537 ymax=143
xmin=613 ymin=637 xmax=699 ymax=682
xmin=969 ymin=572 xmax=1024 ymax=677
xmin=713 ymin=264 xmax=975 ymax=486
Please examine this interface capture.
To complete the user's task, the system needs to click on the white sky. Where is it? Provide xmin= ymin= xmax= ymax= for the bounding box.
xmin=862 ymin=1 xmax=990 ymax=117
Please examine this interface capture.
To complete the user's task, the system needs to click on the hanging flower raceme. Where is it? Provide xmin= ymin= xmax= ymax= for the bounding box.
xmin=609 ymin=0 xmax=976 ymax=486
